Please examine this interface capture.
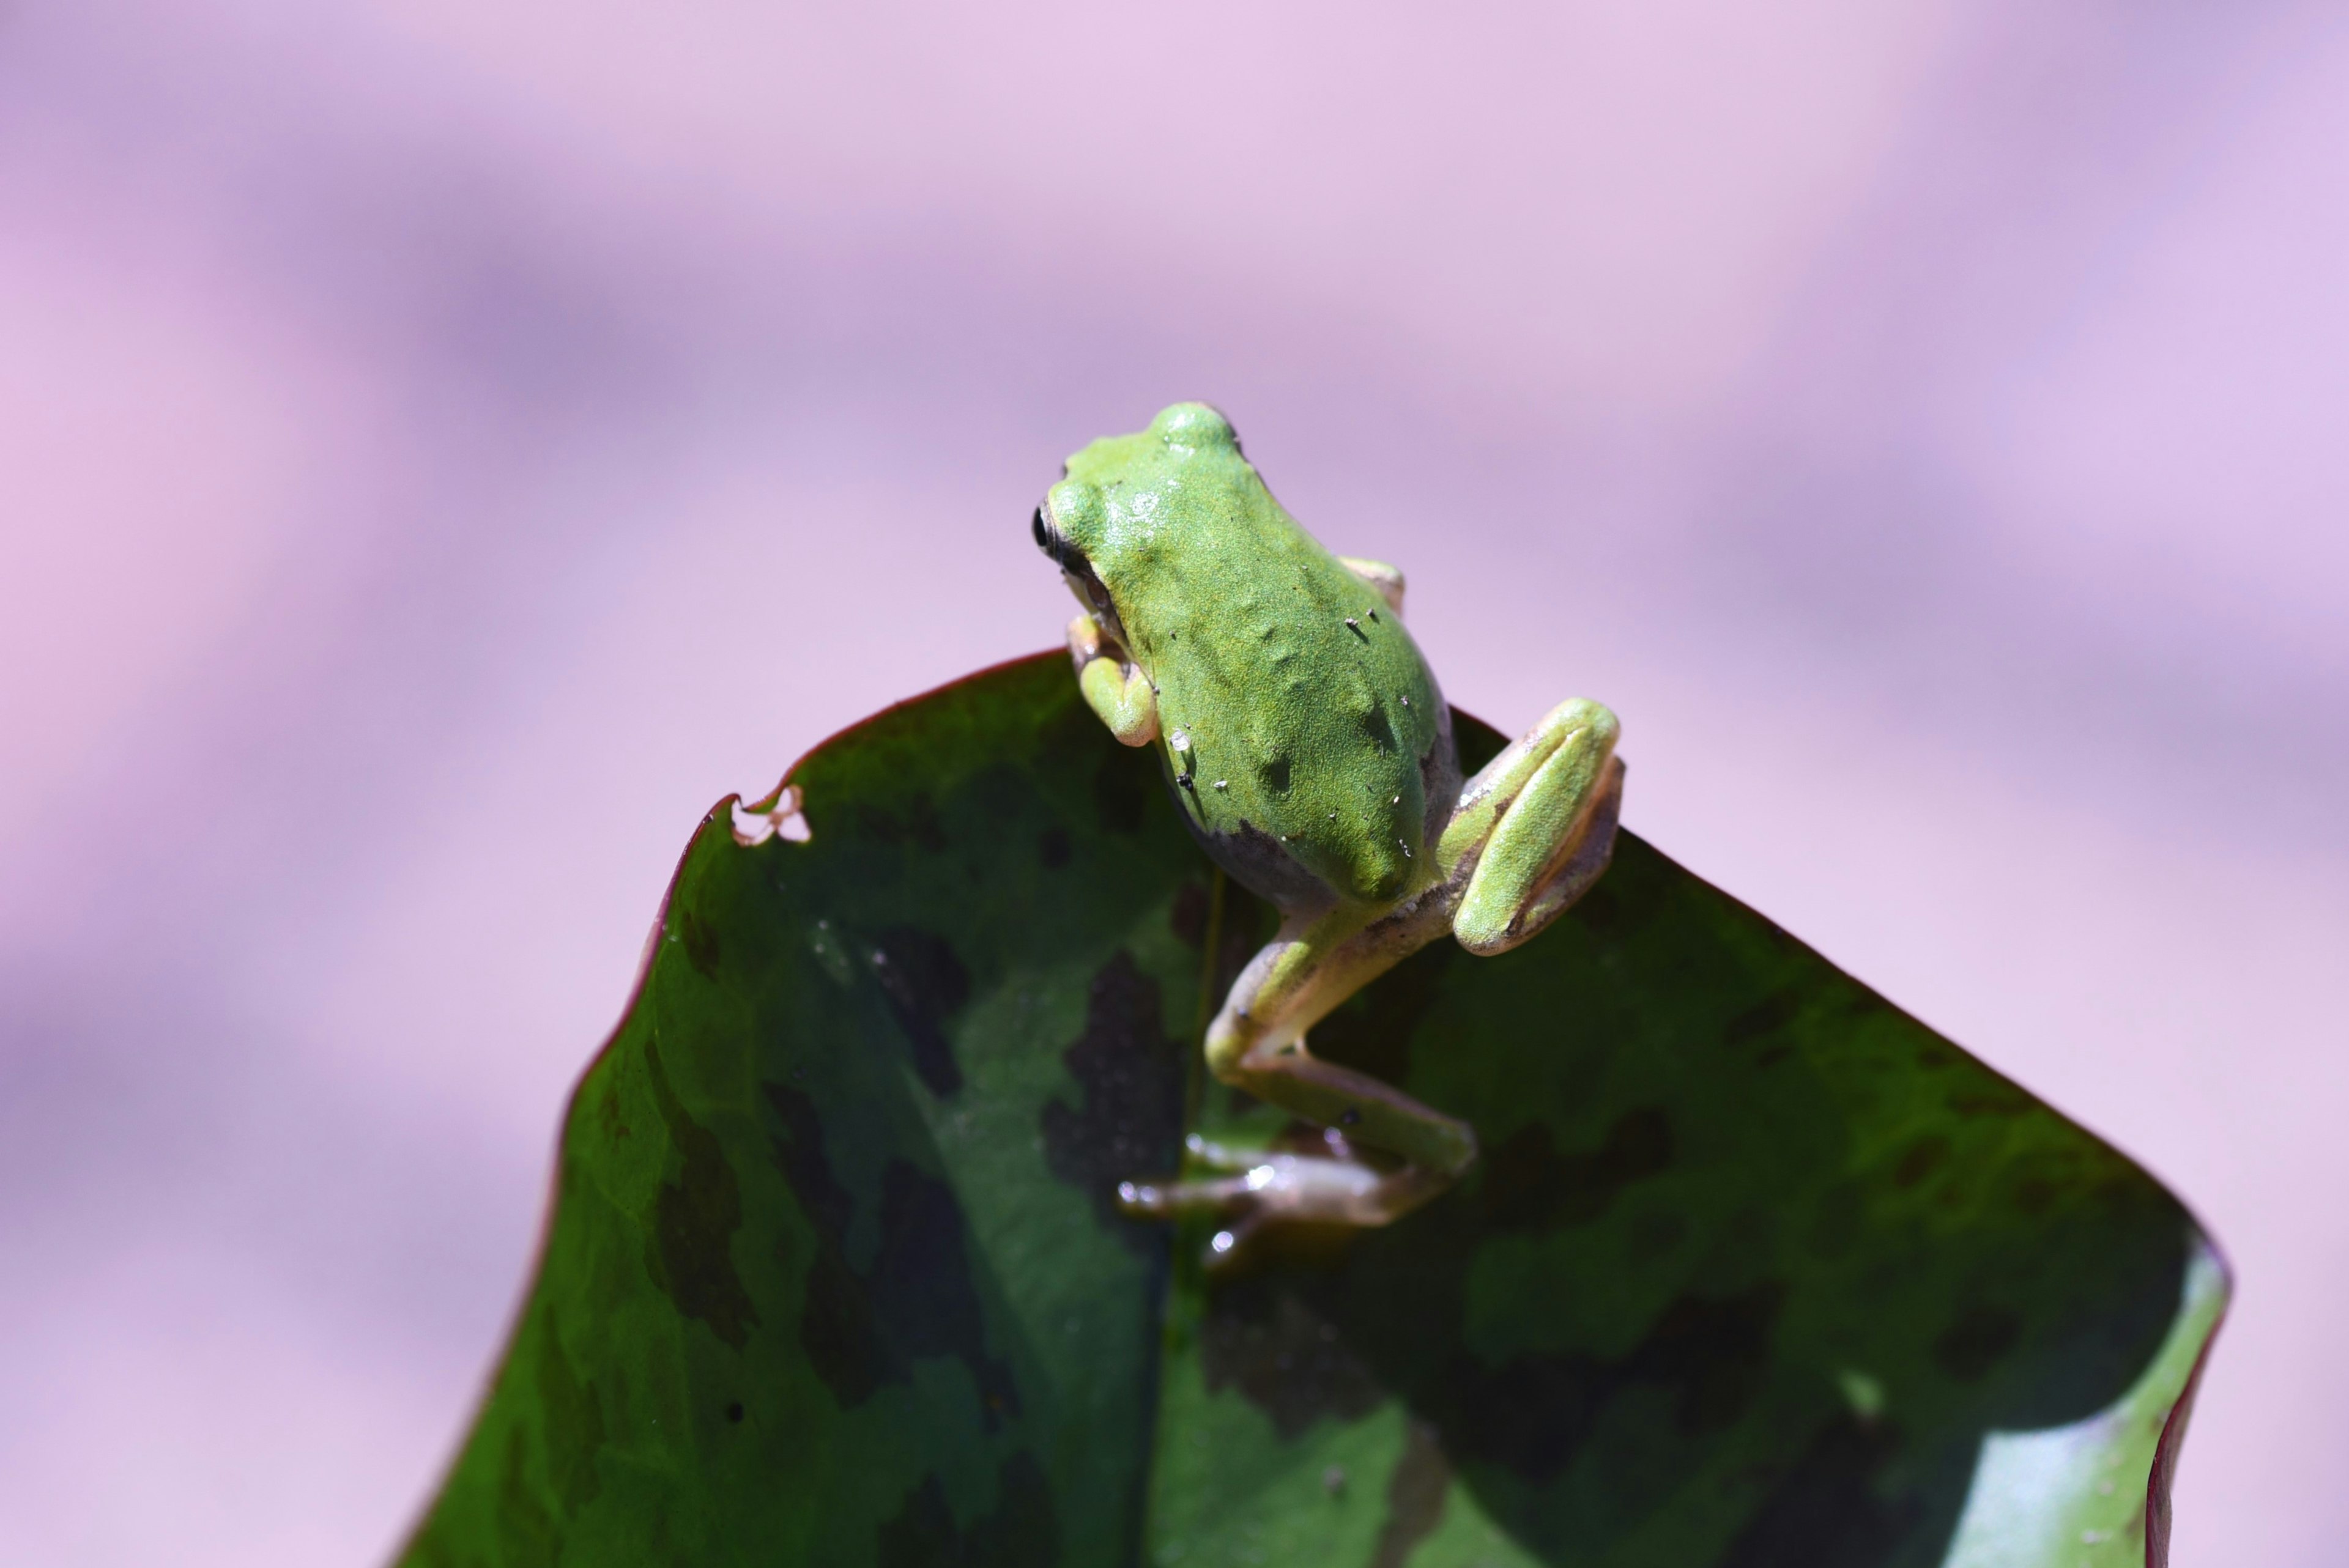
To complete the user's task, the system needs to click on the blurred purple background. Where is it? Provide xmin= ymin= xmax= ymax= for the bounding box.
xmin=2 ymin=2 xmax=2343 ymax=1561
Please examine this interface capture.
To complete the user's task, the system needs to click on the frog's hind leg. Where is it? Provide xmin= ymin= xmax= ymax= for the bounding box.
xmin=1116 ymin=898 xmax=1477 ymax=1244
xmin=1443 ymin=697 xmax=1624 ymax=956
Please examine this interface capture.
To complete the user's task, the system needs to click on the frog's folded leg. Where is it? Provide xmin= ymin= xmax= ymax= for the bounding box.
xmin=1444 ymin=697 xmax=1625 ymax=956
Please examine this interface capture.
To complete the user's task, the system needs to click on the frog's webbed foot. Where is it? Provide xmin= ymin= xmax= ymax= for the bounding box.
xmin=1117 ymin=1131 xmax=1451 ymax=1269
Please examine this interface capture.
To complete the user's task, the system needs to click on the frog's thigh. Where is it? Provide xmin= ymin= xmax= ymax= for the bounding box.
xmin=1203 ymin=905 xmax=1475 ymax=1178
xmin=1453 ymin=699 xmax=1623 ymax=956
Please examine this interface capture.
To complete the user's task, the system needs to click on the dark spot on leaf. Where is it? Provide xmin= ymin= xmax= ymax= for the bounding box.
xmin=1036 ymin=826 xmax=1072 ymax=868
xmin=1480 ymin=1108 xmax=1674 ymax=1232
xmin=869 ymin=926 xmax=971 ymax=1097
xmin=1425 ymin=1284 xmax=1784 ymax=1484
xmin=1893 ymin=1135 xmax=1951 ymax=1189
xmin=1724 ymin=990 xmax=1801 ymax=1046
xmin=1369 ymin=1420 xmax=1450 ymax=1568
xmin=765 ymin=1082 xmax=893 ymax=1405
xmin=1201 ymin=1281 xmax=1384 ymax=1439
xmin=1934 ymin=1304 xmax=2022 ymax=1383
xmin=875 ymin=1451 xmax=1060 ymax=1568
xmin=763 ymin=1081 xmax=1021 ymax=1425
xmin=677 ymin=909 xmax=721 ymax=978
xmin=1260 ymin=755 xmax=1291 ymax=793
xmin=1641 ymin=1285 xmax=1784 ymax=1435
xmin=642 ymin=1040 xmax=758 ymax=1350
xmin=1716 ymin=1413 xmax=1921 ymax=1567
xmin=764 ymin=1082 xmax=856 ymax=1239
xmin=869 ymin=1160 xmax=1023 ymax=1428
xmin=1041 ymin=952 xmax=1186 ymax=1252
xmin=1092 ymin=748 xmax=1151 ymax=834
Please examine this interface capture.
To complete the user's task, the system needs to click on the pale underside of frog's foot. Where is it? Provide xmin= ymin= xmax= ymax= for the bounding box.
xmin=1116 ymin=1133 xmax=1454 ymax=1267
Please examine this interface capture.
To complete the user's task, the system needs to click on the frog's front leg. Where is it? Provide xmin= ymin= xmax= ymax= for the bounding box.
xmin=1067 ymin=612 xmax=1158 ymax=747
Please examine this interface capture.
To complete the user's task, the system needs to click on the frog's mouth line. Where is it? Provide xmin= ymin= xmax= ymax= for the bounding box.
xmin=1034 ymin=502 xmax=1134 ymax=651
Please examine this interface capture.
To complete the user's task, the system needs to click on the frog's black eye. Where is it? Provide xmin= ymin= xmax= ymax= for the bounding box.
xmin=1031 ymin=506 xmax=1052 ymax=553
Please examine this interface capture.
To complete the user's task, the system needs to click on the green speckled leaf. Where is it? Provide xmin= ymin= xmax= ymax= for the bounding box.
xmin=398 ymin=654 xmax=2222 ymax=1568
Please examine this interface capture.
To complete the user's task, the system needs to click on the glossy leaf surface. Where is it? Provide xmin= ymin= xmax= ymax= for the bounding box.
xmin=399 ymin=654 xmax=2221 ymax=1568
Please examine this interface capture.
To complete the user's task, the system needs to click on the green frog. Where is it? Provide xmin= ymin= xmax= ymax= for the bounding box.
xmin=1033 ymin=402 xmax=1623 ymax=1260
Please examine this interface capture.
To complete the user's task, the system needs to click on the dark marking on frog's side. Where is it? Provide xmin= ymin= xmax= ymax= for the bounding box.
xmin=1893 ymin=1135 xmax=1951 ymax=1189
xmin=875 ymin=1451 xmax=1060 ymax=1568
xmin=1192 ymin=816 xmax=1338 ymax=910
xmin=642 ymin=1039 xmax=759 ymax=1350
xmin=1724 ymin=990 xmax=1802 ymax=1047
xmin=677 ymin=908 xmax=721 ymax=978
xmin=1036 ymin=826 xmax=1072 ymax=868
xmin=1715 ymin=1413 xmax=1923 ymax=1568
xmin=1040 ymin=952 xmax=1186 ymax=1252
xmin=1092 ymin=748 xmax=1152 ymax=834
xmin=1478 ymin=1108 xmax=1673 ymax=1232
xmin=765 ymin=1082 xmax=896 ymax=1407
xmin=533 ymin=1305 xmax=606 ymax=1515
xmin=1933 ymin=1304 xmax=2022 ymax=1383
xmin=1359 ymin=703 xmax=1397 ymax=753
xmin=1200 ymin=1279 xmax=1384 ymax=1439
xmin=1258 ymin=754 xmax=1291 ymax=794
xmin=1369 ymin=1420 xmax=1452 ymax=1568
xmin=869 ymin=926 xmax=971 ymax=1097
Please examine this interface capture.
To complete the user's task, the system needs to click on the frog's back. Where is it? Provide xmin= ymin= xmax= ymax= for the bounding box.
xmin=1057 ymin=405 xmax=1449 ymax=908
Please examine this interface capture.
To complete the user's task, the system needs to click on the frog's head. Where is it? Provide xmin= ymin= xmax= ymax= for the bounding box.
xmin=1031 ymin=401 xmax=1246 ymax=638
